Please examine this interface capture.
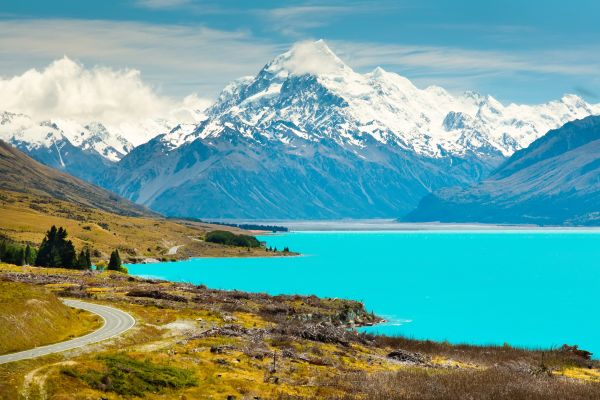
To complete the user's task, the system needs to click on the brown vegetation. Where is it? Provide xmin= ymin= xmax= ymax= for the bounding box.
xmin=0 ymin=263 xmax=599 ymax=399
xmin=0 ymin=281 xmax=101 ymax=355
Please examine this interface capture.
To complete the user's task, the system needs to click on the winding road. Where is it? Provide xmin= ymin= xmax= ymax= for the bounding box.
xmin=0 ymin=299 xmax=135 ymax=365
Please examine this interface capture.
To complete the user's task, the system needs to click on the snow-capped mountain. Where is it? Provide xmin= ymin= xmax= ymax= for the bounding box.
xmin=162 ymin=40 xmax=600 ymax=160
xmin=100 ymin=40 xmax=600 ymax=219
xmin=5 ymin=40 xmax=599 ymax=219
xmin=405 ymin=115 xmax=600 ymax=225
xmin=0 ymin=110 xmax=205 ymax=182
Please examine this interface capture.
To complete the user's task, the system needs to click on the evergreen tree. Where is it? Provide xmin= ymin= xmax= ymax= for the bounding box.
xmin=108 ymin=249 xmax=122 ymax=271
xmin=0 ymin=241 xmax=6 ymax=261
xmin=35 ymin=226 xmax=78 ymax=268
xmin=85 ymin=248 xmax=92 ymax=268
xmin=77 ymin=249 xmax=87 ymax=269
xmin=16 ymin=248 xmax=25 ymax=266
xmin=24 ymin=245 xmax=32 ymax=265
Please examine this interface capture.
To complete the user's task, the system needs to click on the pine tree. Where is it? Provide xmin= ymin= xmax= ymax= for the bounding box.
xmin=85 ymin=248 xmax=92 ymax=268
xmin=77 ymin=249 xmax=87 ymax=269
xmin=16 ymin=248 xmax=25 ymax=266
xmin=24 ymin=245 xmax=32 ymax=265
xmin=62 ymin=241 xmax=77 ymax=269
xmin=35 ymin=226 xmax=78 ymax=268
xmin=108 ymin=249 xmax=122 ymax=271
xmin=0 ymin=241 xmax=6 ymax=261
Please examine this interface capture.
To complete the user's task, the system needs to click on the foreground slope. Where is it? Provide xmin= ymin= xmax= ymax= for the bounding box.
xmin=1 ymin=265 xmax=599 ymax=399
xmin=104 ymin=40 xmax=600 ymax=218
xmin=0 ymin=281 xmax=100 ymax=355
xmin=405 ymin=116 xmax=600 ymax=225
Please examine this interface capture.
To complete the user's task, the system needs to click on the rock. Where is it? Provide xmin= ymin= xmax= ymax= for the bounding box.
xmin=210 ymin=345 xmax=234 ymax=354
xmin=126 ymin=289 xmax=187 ymax=303
xmin=387 ymin=349 xmax=429 ymax=364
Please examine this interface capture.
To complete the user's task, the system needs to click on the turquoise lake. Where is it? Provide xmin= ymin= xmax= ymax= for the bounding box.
xmin=128 ymin=231 xmax=600 ymax=356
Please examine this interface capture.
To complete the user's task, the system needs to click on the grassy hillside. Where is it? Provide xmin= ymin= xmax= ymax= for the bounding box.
xmin=1 ymin=264 xmax=599 ymax=399
xmin=0 ymin=281 xmax=101 ymax=355
xmin=0 ymin=190 xmax=288 ymax=261
xmin=0 ymin=140 xmax=152 ymax=217
xmin=0 ymin=141 xmax=293 ymax=261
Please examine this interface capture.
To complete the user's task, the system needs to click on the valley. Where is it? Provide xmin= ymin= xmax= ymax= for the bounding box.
xmin=3 ymin=41 xmax=599 ymax=220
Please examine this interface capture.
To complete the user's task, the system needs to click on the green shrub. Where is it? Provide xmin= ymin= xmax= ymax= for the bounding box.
xmin=205 ymin=230 xmax=261 ymax=248
xmin=62 ymin=353 xmax=197 ymax=396
xmin=0 ymin=239 xmax=36 ymax=266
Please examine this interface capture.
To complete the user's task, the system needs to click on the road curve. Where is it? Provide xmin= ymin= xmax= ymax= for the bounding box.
xmin=0 ymin=299 xmax=135 ymax=365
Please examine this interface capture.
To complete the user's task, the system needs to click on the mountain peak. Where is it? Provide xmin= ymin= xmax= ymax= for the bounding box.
xmin=266 ymin=40 xmax=352 ymax=77
xmin=370 ymin=66 xmax=387 ymax=77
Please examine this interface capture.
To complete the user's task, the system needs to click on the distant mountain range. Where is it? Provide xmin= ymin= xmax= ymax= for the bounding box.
xmin=0 ymin=110 xmax=203 ymax=183
xmin=405 ymin=115 xmax=600 ymax=225
xmin=2 ymin=40 xmax=600 ymax=219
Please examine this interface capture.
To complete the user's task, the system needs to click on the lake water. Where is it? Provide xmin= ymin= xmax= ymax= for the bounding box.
xmin=128 ymin=231 xmax=600 ymax=356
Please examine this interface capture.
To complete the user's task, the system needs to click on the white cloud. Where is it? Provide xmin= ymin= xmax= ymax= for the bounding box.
xmin=277 ymin=40 xmax=348 ymax=76
xmin=331 ymin=41 xmax=600 ymax=76
xmin=0 ymin=19 xmax=281 ymax=98
xmin=260 ymin=2 xmax=403 ymax=37
xmin=0 ymin=57 xmax=211 ymax=125
xmin=1 ymin=18 xmax=600 ymax=105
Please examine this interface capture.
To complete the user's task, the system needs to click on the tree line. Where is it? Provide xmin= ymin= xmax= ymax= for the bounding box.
xmin=0 ymin=226 xmax=125 ymax=272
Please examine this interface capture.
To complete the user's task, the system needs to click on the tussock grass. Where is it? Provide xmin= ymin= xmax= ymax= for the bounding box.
xmin=324 ymin=367 xmax=600 ymax=400
xmin=0 ymin=281 xmax=101 ymax=354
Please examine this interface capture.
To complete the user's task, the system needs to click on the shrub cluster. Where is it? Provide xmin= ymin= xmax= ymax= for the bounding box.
xmin=62 ymin=354 xmax=197 ymax=396
xmin=205 ymin=230 xmax=261 ymax=248
xmin=0 ymin=239 xmax=36 ymax=266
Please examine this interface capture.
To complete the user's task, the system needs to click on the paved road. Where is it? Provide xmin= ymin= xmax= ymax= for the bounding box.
xmin=0 ymin=299 xmax=135 ymax=364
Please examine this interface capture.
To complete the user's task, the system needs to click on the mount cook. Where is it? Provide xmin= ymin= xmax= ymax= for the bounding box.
xmin=2 ymin=40 xmax=599 ymax=218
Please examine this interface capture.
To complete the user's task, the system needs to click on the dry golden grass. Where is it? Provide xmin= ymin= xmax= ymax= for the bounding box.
xmin=1 ymin=265 xmax=600 ymax=400
xmin=0 ymin=190 xmax=292 ymax=262
xmin=0 ymin=281 xmax=101 ymax=355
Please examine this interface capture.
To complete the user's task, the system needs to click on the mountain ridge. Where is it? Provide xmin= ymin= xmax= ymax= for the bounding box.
xmin=3 ymin=40 xmax=600 ymax=219
xmin=404 ymin=115 xmax=600 ymax=225
xmin=0 ymin=139 xmax=154 ymax=217
xmin=100 ymin=40 xmax=600 ymax=218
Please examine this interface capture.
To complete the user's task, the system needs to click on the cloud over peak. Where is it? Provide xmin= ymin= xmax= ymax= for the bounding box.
xmin=270 ymin=40 xmax=351 ymax=76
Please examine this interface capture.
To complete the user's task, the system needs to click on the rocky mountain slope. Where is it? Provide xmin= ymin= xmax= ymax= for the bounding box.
xmin=0 ymin=110 xmax=204 ymax=182
xmin=102 ymin=40 xmax=600 ymax=218
xmin=405 ymin=115 xmax=600 ymax=225
xmin=0 ymin=139 xmax=153 ymax=217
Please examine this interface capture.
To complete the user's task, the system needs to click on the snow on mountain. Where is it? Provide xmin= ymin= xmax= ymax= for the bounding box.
xmin=0 ymin=56 xmax=210 ymax=166
xmin=5 ymin=40 xmax=600 ymax=219
xmin=405 ymin=115 xmax=600 ymax=225
xmin=0 ymin=110 xmax=209 ymax=162
xmin=0 ymin=108 xmax=207 ymax=186
xmin=100 ymin=40 xmax=600 ymax=219
xmin=171 ymin=40 xmax=599 ymax=160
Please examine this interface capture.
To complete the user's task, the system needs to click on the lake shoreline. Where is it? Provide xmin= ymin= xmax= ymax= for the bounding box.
xmin=129 ymin=230 xmax=600 ymax=357
xmin=205 ymin=219 xmax=600 ymax=232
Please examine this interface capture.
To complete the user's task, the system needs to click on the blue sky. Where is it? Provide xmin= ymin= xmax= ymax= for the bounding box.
xmin=1 ymin=0 xmax=600 ymax=104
